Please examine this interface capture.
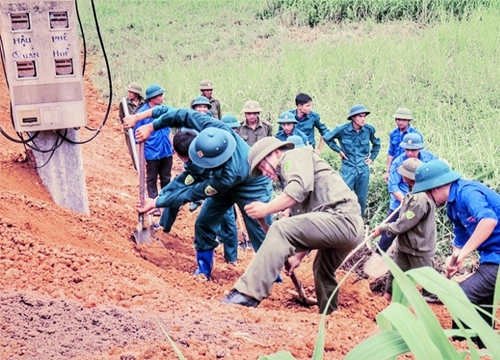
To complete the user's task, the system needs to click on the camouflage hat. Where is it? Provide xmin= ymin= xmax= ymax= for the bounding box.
xmin=393 ymin=107 xmax=413 ymax=120
xmin=191 ymin=96 xmax=212 ymax=109
xmin=277 ymin=111 xmax=297 ymax=124
xmin=248 ymin=137 xmax=294 ymax=177
xmin=126 ymin=82 xmax=143 ymax=97
xmin=188 ymin=128 xmax=236 ymax=168
xmin=242 ymin=100 xmax=263 ymax=113
xmin=397 ymin=158 xmax=423 ymax=180
xmin=199 ymin=79 xmax=214 ymax=90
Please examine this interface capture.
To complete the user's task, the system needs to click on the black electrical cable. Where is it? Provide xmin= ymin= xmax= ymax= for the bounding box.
xmin=74 ymin=0 xmax=87 ymax=76
xmin=32 ymin=129 xmax=67 ymax=169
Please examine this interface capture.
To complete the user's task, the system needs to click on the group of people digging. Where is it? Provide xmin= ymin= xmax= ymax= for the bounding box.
xmin=121 ymin=86 xmax=499 ymax=349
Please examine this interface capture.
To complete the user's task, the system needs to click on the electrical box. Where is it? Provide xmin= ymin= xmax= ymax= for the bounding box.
xmin=0 ymin=0 xmax=87 ymax=131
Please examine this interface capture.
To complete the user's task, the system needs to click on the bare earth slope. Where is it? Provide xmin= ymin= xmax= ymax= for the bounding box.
xmin=0 ymin=69 xmax=451 ymax=359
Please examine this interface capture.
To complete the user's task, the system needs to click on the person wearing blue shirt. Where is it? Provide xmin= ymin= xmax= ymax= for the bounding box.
xmin=384 ymin=107 xmax=423 ymax=182
xmin=124 ymin=107 xmax=272 ymax=280
xmin=274 ymin=111 xmax=308 ymax=145
xmin=133 ymin=85 xmax=173 ymax=203
xmin=378 ymin=133 xmax=438 ymax=252
xmin=324 ymin=104 xmax=381 ymax=215
xmin=287 ymin=93 xmax=328 ymax=153
xmin=413 ymin=159 xmax=500 ymax=349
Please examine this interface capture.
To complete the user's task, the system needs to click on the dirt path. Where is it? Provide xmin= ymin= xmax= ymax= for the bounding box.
xmin=0 ymin=68 xmax=452 ymax=359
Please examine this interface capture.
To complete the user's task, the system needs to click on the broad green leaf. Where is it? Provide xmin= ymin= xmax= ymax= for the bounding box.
xmin=258 ymin=350 xmax=296 ymax=360
xmin=345 ymin=330 xmax=409 ymax=360
xmin=378 ymin=248 xmax=458 ymax=358
xmin=377 ymin=303 xmax=444 ymax=359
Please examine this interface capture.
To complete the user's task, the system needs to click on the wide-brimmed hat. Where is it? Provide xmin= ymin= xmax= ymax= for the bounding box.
xmin=393 ymin=107 xmax=413 ymax=120
xmin=188 ymin=128 xmax=236 ymax=168
xmin=145 ymin=84 xmax=164 ymax=101
xmin=286 ymin=135 xmax=305 ymax=148
xmin=191 ymin=96 xmax=212 ymax=109
xmin=400 ymin=133 xmax=424 ymax=150
xmin=249 ymin=137 xmax=294 ymax=177
xmin=277 ymin=111 xmax=297 ymax=124
xmin=199 ymin=79 xmax=214 ymax=90
xmin=397 ymin=158 xmax=423 ymax=180
xmin=348 ymin=104 xmax=370 ymax=120
xmin=221 ymin=114 xmax=240 ymax=129
xmin=412 ymin=159 xmax=461 ymax=193
xmin=242 ymin=100 xmax=263 ymax=113
xmin=126 ymin=82 xmax=143 ymax=97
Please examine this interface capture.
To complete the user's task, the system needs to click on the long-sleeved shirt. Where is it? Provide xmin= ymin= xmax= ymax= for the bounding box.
xmin=288 ymin=109 xmax=328 ymax=148
xmin=324 ymin=122 xmax=381 ymax=169
xmin=275 ymin=127 xmax=308 ymax=145
xmin=238 ymin=117 xmax=272 ymax=146
xmin=447 ymin=179 xmax=500 ymax=264
xmin=378 ymin=192 xmax=436 ymax=256
xmin=388 ymin=150 xmax=438 ymax=210
xmin=134 ymin=103 xmax=173 ymax=161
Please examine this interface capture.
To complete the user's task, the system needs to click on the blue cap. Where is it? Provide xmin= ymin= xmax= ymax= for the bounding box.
xmin=145 ymin=84 xmax=164 ymax=101
xmin=277 ymin=111 xmax=297 ymax=124
xmin=400 ymin=133 xmax=424 ymax=150
xmin=221 ymin=114 xmax=240 ymax=129
xmin=286 ymin=135 xmax=305 ymax=148
xmin=188 ymin=128 xmax=236 ymax=168
xmin=191 ymin=96 xmax=212 ymax=109
xmin=412 ymin=160 xmax=461 ymax=193
xmin=348 ymin=104 xmax=370 ymax=120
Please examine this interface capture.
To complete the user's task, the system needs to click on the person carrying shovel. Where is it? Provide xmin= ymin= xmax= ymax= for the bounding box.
xmin=412 ymin=159 xmax=500 ymax=349
xmin=371 ymin=158 xmax=437 ymax=303
xmin=123 ymin=107 xmax=272 ymax=280
xmin=220 ymin=137 xmax=364 ymax=314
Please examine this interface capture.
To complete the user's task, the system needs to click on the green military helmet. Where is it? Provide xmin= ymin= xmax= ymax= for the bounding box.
xmin=400 ymin=133 xmax=424 ymax=150
xmin=242 ymin=100 xmax=263 ymax=113
xmin=145 ymin=84 xmax=164 ymax=101
xmin=191 ymin=96 xmax=212 ymax=109
xmin=188 ymin=128 xmax=236 ymax=169
xmin=126 ymin=82 xmax=143 ymax=97
xmin=277 ymin=111 xmax=297 ymax=124
xmin=397 ymin=158 xmax=423 ymax=180
xmin=221 ymin=114 xmax=240 ymax=129
xmin=412 ymin=159 xmax=461 ymax=193
xmin=348 ymin=104 xmax=370 ymax=120
xmin=393 ymin=107 xmax=413 ymax=120
xmin=248 ymin=137 xmax=294 ymax=177
xmin=199 ymin=79 xmax=214 ymax=90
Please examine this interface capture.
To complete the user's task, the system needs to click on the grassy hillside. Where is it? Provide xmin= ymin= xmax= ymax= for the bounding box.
xmin=78 ymin=0 xmax=500 ymax=236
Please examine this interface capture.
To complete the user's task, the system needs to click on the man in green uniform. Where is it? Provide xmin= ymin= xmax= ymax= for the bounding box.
xmin=371 ymin=158 xmax=437 ymax=302
xmin=196 ymin=79 xmax=222 ymax=119
xmin=238 ymin=100 xmax=272 ymax=146
xmin=324 ymin=104 xmax=381 ymax=215
xmin=220 ymin=137 xmax=364 ymax=314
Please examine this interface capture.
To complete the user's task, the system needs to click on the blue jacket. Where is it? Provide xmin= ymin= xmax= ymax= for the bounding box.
xmin=287 ymin=109 xmax=328 ymax=148
xmin=275 ymin=127 xmax=308 ymax=145
xmin=134 ymin=103 xmax=173 ymax=160
xmin=150 ymin=107 xmax=272 ymax=208
xmin=324 ymin=122 xmax=381 ymax=169
xmin=388 ymin=150 xmax=438 ymax=210
xmin=448 ymin=179 xmax=500 ymax=264
xmin=388 ymin=125 xmax=423 ymax=158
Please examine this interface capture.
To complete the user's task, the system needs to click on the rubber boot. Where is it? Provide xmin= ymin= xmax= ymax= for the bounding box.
xmin=194 ymin=249 xmax=214 ymax=280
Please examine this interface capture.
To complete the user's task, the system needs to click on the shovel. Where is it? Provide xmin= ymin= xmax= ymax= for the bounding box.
xmin=122 ymin=98 xmax=154 ymax=244
xmin=256 ymin=218 xmax=317 ymax=306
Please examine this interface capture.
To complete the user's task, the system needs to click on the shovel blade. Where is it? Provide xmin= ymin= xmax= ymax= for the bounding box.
xmin=132 ymin=226 xmax=152 ymax=244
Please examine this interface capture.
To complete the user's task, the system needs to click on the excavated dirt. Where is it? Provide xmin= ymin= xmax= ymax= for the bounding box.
xmin=0 ymin=68 xmax=456 ymax=359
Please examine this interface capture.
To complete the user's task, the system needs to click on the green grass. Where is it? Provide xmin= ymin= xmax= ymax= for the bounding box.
xmin=80 ymin=0 xmax=498 ymax=284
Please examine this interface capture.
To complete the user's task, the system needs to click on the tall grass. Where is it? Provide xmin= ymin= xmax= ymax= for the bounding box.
xmin=78 ymin=0 xmax=500 ymax=253
xmin=257 ymin=0 xmax=499 ymax=26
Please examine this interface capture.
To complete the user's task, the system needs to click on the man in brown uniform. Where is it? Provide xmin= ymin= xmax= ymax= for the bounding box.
xmin=118 ymin=82 xmax=145 ymax=168
xmin=221 ymin=137 xmax=364 ymax=314
xmin=238 ymin=100 xmax=272 ymax=146
xmin=372 ymin=158 xmax=437 ymax=302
